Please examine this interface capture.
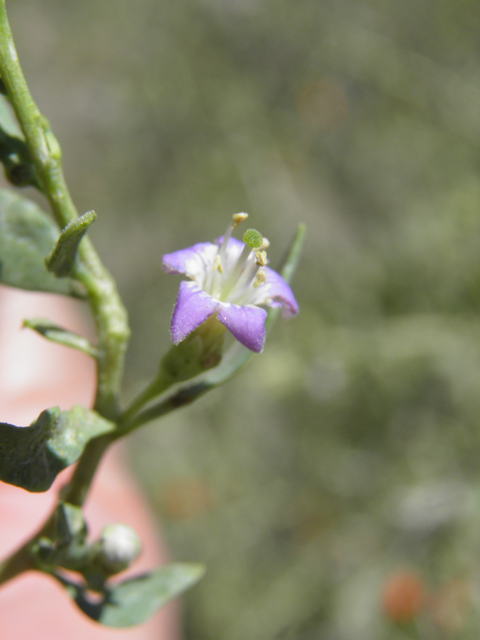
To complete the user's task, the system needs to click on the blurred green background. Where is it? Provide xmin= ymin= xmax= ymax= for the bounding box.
xmin=7 ymin=0 xmax=480 ymax=637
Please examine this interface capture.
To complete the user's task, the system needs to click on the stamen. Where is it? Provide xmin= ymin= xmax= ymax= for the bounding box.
xmin=213 ymin=216 xmax=268 ymax=303
xmin=211 ymin=214 xmax=248 ymax=295
xmin=253 ymin=269 xmax=267 ymax=288
xmin=212 ymin=254 xmax=223 ymax=273
xmin=219 ymin=243 xmax=252 ymax=301
xmin=255 ymin=250 xmax=267 ymax=266
xmin=232 ymin=212 xmax=248 ymax=229
xmin=218 ymin=213 xmax=249 ymax=265
xmin=230 ymin=261 xmax=265 ymax=302
xmin=237 ymin=264 xmax=260 ymax=294
xmin=228 ymin=251 xmax=267 ymax=302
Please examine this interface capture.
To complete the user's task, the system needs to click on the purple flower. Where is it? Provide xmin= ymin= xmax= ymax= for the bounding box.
xmin=162 ymin=214 xmax=298 ymax=353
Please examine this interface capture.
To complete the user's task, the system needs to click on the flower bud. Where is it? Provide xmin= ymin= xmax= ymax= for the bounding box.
xmin=95 ymin=524 xmax=141 ymax=574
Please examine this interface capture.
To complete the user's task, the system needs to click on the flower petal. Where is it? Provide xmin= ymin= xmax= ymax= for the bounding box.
xmin=261 ymin=267 xmax=298 ymax=318
xmin=217 ymin=303 xmax=267 ymax=353
xmin=170 ymin=281 xmax=218 ymax=344
xmin=162 ymin=242 xmax=218 ymax=285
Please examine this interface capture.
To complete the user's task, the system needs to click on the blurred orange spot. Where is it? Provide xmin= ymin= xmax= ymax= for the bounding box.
xmin=161 ymin=478 xmax=214 ymax=521
xmin=382 ymin=569 xmax=426 ymax=623
xmin=296 ymin=80 xmax=348 ymax=130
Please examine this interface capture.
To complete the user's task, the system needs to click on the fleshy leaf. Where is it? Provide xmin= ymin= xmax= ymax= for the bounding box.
xmin=0 ymin=189 xmax=84 ymax=296
xmin=23 ymin=317 xmax=97 ymax=357
xmin=0 ymin=406 xmax=115 ymax=492
xmin=45 ymin=210 xmax=96 ymax=277
xmin=56 ymin=563 xmax=205 ymax=627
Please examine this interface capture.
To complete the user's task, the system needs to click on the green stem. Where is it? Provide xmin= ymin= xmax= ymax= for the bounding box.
xmin=120 ymin=316 xmax=227 ymax=428
xmin=0 ymin=1 xmax=76 ymax=225
xmin=0 ymin=541 xmax=35 ymax=588
xmin=74 ymin=266 xmax=130 ymax=420
xmin=60 ymin=434 xmax=112 ymax=507
xmin=121 ymin=372 xmax=174 ymax=424
xmin=118 ymin=381 xmax=206 ymax=436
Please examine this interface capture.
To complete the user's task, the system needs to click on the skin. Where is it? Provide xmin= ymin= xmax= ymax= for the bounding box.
xmin=0 ymin=285 xmax=179 ymax=640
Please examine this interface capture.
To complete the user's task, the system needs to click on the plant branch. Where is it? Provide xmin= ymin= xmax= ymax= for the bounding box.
xmin=0 ymin=0 xmax=130 ymax=422
xmin=0 ymin=542 xmax=35 ymax=588
xmin=0 ymin=0 xmax=130 ymax=585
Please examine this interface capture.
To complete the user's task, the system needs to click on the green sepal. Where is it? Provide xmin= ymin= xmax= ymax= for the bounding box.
xmin=31 ymin=502 xmax=90 ymax=571
xmin=56 ymin=502 xmax=88 ymax=548
xmin=23 ymin=317 xmax=98 ymax=358
xmin=45 ymin=210 xmax=96 ymax=277
xmin=121 ymin=315 xmax=226 ymax=422
xmin=160 ymin=314 xmax=226 ymax=382
xmin=52 ymin=502 xmax=90 ymax=570
xmin=0 ymin=189 xmax=84 ymax=296
xmin=55 ymin=563 xmax=205 ymax=627
xmin=0 ymin=406 xmax=115 ymax=492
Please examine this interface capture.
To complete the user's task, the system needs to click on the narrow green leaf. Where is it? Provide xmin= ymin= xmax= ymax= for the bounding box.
xmin=23 ymin=317 xmax=97 ymax=358
xmin=0 ymin=189 xmax=84 ymax=296
xmin=45 ymin=210 xmax=96 ymax=277
xmin=0 ymin=406 xmax=115 ymax=492
xmin=56 ymin=563 xmax=205 ymax=627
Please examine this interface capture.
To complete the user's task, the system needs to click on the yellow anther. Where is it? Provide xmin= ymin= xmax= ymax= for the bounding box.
xmin=232 ymin=212 xmax=248 ymax=229
xmin=255 ymin=250 xmax=267 ymax=267
xmin=253 ymin=269 xmax=267 ymax=288
xmin=212 ymin=254 xmax=223 ymax=273
xmin=259 ymin=237 xmax=270 ymax=250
